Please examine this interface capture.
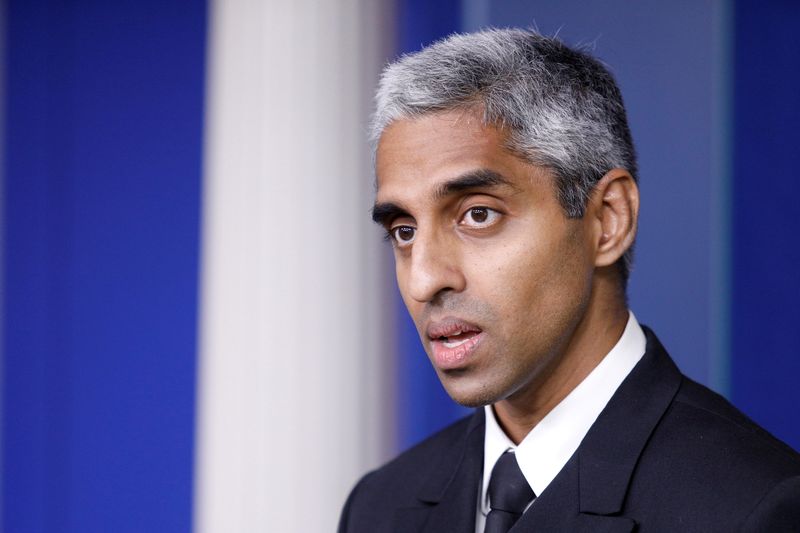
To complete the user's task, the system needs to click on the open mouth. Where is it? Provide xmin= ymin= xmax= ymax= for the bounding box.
xmin=438 ymin=330 xmax=480 ymax=349
xmin=427 ymin=318 xmax=484 ymax=369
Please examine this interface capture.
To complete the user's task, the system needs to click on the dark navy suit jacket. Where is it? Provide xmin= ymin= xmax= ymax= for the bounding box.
xmin=339 ymin=329 xmax=800 ymax=532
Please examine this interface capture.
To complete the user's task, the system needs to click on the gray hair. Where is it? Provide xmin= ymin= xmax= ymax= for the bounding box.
xmin=372 ymin=28 xmax=638 ymax=280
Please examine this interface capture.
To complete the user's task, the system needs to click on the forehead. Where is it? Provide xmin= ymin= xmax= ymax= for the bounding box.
xmin=375 ymin=110 xmax=525 ymax=198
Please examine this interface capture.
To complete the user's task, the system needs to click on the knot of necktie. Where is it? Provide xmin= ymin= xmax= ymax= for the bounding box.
xmin=484 ymin=450 xmax=535 ymax=533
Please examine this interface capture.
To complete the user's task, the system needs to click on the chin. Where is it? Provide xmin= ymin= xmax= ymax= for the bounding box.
xmin=439 ymin=373 xmax=505 ymax=408
xmin=447 ymin=391 xmax=489 ymax=408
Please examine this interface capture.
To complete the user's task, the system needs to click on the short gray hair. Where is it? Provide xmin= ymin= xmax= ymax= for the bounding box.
xmin=372 ymin=28 xmax=638 ymax=280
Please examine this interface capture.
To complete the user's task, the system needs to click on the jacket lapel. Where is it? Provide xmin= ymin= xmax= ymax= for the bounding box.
xmin=577 ymin=328 xmax=681 ymax=516
xmin=393 ymin=409 xmax=485 ymax=533
xmin=511 ymin=328 xmax=682 ymax=531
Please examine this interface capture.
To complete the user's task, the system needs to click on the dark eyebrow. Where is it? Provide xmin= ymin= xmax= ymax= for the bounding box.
xmin=371 ymin=169 xmax=516 ymax=226
xmin=371 ymin=202 xmax=409 ymax=226
xmin=433 ymin=169 xmax=517 ymax=200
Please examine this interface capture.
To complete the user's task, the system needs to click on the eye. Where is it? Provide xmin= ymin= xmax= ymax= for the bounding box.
xmin=460 ymin=206 xmax=500 ymax=228
xmin=389 ymin=225 xmax=416 ymax=247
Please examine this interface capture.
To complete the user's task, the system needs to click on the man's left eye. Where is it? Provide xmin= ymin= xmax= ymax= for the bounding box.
xmin=460 ymin=206 xmax=500 ymax=227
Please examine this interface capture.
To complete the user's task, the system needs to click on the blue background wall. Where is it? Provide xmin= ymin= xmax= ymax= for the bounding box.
xmin=2 ymin=1 xmax=206 ymax=531
xmin=730 ymin=0 xmax=800 ymax=451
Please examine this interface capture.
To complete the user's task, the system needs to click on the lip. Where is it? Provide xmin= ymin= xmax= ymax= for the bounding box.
xmin=426 ymin=317 xmax=482 ymax=339
xmin=426 ymin=317 xmax=484 ymax=370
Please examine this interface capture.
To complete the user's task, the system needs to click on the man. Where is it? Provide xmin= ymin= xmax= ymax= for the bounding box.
xmin=339 ymin=29 xmax=800 ymax=532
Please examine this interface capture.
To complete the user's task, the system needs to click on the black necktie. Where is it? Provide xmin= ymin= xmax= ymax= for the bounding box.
xmin=484 ymin=451 xmax=535 ymax=533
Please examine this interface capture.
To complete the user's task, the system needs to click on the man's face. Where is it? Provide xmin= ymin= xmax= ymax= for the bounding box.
xmin=374 ymin=109 xmax=597 ymax=407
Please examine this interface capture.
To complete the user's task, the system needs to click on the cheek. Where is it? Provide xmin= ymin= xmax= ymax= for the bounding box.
xmin=393 ymin=264 xmax=415 ymax=322
xmin=472 ymin=232 xmax=551 ymax=294
xmin=394 ymin=257 xmax=415 ymax=305
xmin=394 ymin=261 xmax=407 ymax=298
xmin=469 ymin=225 xmax=591 ymax=324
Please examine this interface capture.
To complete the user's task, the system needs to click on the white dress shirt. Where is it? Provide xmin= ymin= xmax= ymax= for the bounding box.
xmin=475 ymin=311 xmax=647 ymax=533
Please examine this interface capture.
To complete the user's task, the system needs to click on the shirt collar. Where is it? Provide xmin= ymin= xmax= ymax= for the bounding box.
xmin=480 ymin=311 xmax=646 ymax=513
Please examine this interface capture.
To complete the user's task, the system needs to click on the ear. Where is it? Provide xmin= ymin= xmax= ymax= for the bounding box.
xmin=587 ymin=168 xmax=639 ymax=268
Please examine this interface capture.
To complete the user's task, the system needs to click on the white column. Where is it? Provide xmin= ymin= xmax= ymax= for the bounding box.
xmin=194 ymin=1 xmax=396 ymax=531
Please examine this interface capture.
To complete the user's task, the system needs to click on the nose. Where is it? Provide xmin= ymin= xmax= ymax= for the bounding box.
xmin=404 ymin=230 xmax=466 ymax=303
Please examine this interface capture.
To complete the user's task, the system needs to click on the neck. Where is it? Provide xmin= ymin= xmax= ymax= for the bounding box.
xmin=493 ymin=274 xmax=629 ymax=444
